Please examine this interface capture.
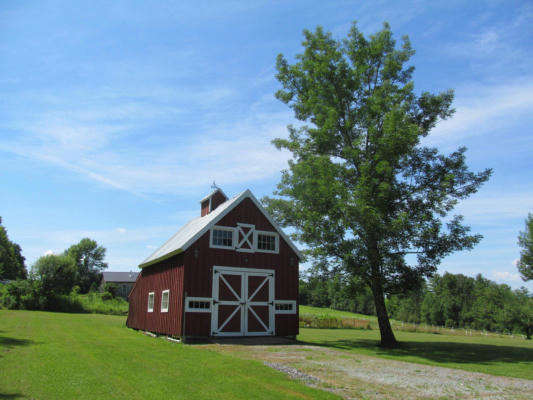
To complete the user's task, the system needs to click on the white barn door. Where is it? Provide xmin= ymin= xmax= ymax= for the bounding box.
xmin=211 ymin=266 xmax=274 ymax=337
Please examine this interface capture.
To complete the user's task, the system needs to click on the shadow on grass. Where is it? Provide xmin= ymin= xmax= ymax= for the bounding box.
xmin=0 ymin=335 xmax=40 ymax=357
xmin=0 ymin=393 xmax=26 ymax=399
xmin=299 ymin=337 xmax=533 ymax=365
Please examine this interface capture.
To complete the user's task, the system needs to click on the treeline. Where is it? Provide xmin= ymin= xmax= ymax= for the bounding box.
xmin=0 ymin=216 xmax=126 ymax=313
xmin=300 ymin=271 xmax=533 ymax=339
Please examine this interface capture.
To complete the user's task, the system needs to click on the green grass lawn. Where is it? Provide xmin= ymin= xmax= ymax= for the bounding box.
xmin=298 ymin=327 xmax=533 ymax=380
xmin=0 ymin=310 xmax=337 ymax=400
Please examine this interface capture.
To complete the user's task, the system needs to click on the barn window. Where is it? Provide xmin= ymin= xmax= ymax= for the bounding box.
xmin=161 ymin=290 xmax=170 ymax=312
xmin=185 ymin=297 xmax=212 ymax=313
xmin=147 ymin=292 xmax=154 ymax=312
xmin=210 ymin=226 xmax=235 ymax=249
xmin=255 ymin=231 xmax=279 ymax=253
xmin=274 ymin=300 xmax=296 ymax=314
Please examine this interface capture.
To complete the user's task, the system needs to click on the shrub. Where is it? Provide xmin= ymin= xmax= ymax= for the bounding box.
xmin=103 ymin=282 xmax=117 ymax=298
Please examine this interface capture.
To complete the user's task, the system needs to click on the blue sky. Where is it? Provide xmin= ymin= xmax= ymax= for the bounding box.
xmin=1 ymin=0 xmax=532 ymax=290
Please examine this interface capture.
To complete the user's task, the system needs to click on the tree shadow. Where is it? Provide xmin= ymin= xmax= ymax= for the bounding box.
xmin=0 ymin=335 xmax=40 ymax=359
xmin=0 ymin=393 xmax=26 ymax=399
xmin=299 ymin=337 xmax=533 ymax=366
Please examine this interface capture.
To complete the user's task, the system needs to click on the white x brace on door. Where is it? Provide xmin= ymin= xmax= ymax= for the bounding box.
xmin=211 ymin=266 xmax=275 ymax=336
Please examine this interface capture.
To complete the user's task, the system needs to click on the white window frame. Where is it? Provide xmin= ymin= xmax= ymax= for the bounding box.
xmin=210 ymin=226 xmax=236 ymax=250
xmin=254 ymin=230 xmax=279 ymax=254
xmin=185 ymin=297 xmax=212 ymax=313
xmin=274 ymin=300 xmax=296 ymax=314
xmin=147 ymin=292 xmax=155 ymax=312
xmin=161 ymin=289 xmax=170 ymax=313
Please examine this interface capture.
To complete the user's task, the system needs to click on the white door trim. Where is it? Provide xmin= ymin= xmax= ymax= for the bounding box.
xmin=211 ymin=266 xmax=275 ymax=337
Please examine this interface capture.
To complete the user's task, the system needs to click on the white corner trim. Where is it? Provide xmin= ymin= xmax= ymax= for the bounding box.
xmin=274 ymin=300 xmax=296 ymax=314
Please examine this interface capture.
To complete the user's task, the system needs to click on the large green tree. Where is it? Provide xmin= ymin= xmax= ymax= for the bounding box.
xmin=517 ymin=213 xmax=533 ymax=281
xmin=31 ymin=254 xmax=77 ymax=304
xmin=0 ymin=216 xmax=27 ymax=280
xmin=65 ymin=238 xmax=108 ymax=293
xmin=264 ymin=22 xmax=491 ymax=346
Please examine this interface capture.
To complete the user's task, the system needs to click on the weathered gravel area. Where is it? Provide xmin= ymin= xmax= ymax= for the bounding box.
xmin=204 ymin=343 xmax=533 ymax=399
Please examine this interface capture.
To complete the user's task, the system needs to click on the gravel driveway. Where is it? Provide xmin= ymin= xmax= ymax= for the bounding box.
xmin=202 ymin=343 xmax=533 ymax=399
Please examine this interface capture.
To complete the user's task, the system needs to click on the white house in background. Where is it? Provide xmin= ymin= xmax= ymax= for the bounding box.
xmin=100 ymin=271 xmax=139 ymax=299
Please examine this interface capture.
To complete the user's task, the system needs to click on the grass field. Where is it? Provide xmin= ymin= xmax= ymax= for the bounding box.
xmin=0 ymin=310 xmax=336 ymax=400
xmin=2 ymin=309 xmax=532 ymax=400
xmin=297 ymin=320 xmax=533 ymax=380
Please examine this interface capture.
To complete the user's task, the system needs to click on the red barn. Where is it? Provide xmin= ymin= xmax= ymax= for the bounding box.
xmin=127 ymin=188 xmax=301 ymax=338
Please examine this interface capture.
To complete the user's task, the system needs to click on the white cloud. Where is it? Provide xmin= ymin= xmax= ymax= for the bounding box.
xmin=43 ymin=249 xmax=53 ymax=256
xmin=491 ymin=270 xmax=521 ymax=282
xmin=427 ymin=79 xmax=533 ymax=145
xmin=453 ymin=192 xmax=533 ymax=224
xmin=116 ymin=228 xmax=127 ymax=233
xmin=0 ymin=88 xmax=293 ymax=197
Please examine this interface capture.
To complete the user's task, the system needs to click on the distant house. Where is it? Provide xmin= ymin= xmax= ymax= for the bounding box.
xmin=101 ymin=271 xmax=139 ymax=299
xmin=127 ymin=188 xmax=301 ymax=339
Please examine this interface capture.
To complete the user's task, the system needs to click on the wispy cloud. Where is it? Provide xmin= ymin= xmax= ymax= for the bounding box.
xmin=453 ymin=192 xmax=533 ymax=225
xmin=0 ymin=85 xmax=293 ymax=197
xmin=427 ymin=79 xmax=533 ymax=145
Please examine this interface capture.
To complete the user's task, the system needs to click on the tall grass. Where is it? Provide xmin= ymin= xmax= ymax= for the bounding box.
xmin=75 ymin=292 xmax=129 ymax=315
xmin=299 ymin=313 xmax=371 ymax=329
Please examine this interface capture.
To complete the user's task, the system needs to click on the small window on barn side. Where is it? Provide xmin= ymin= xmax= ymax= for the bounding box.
xmin=210 ymin=226 xmax=235 ymax=249
xmin=147 ymin=292 xmax=154 ymax=312
xmin=274 ymin=300 xmax=296 ymax=314
xmin=255 ymin=231 xmax=279 ymax=253
xmin=161 ymin=290 xmax=170 ymax=312
xmin=185 ymin=297 xmax=212 ymax=313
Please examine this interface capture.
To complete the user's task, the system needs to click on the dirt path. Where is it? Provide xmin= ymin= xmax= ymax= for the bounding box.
xmin=200 ymin=343 xmax=533 ymax=399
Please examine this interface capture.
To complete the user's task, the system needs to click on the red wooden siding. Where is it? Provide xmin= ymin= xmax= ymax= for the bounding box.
xmin=127 ymin=253 xmax=184 ymax=336
xmin=182 ymin=197 xmax=299 ymax=337
xmin=201 ymin=200 xmax=210 ymax=217
xmin=210 ymin=191 xmax=227 ymax=212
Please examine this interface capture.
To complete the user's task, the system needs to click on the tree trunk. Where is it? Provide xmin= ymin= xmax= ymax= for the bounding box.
xmin=370 ymin=281 xmax=398 ymax=347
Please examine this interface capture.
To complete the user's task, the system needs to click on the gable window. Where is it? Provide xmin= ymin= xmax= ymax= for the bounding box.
xmin=210 ymin=226 xmax=235 ymax=249
xmin=255 ymin=231 xmax=279 ymax=253
xmin=161 ymin=289 xmax=169 ymax=312
xmin=147 ymin=292 xmax=154 ymax=312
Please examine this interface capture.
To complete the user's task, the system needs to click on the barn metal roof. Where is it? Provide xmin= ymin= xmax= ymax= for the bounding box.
xmin=102 ymin=271 xmax=139 ymax=283
xmin=139 ymin=189 xmax=302 ymax=269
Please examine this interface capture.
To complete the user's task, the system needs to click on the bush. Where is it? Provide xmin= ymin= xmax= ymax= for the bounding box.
xmin=0 ymin=279 xmax=41 ymax=310
xmin=103 ymin=282 xmax=117 ymax=298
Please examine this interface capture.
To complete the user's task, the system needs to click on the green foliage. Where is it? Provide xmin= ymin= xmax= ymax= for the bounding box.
xmin=0 ymin=311 xmax=336 ymax=399
xmin=517 ymin=213 xmax=533 ymax=281
xmin=76 ymin=292 xmax=128 ymax=315
xmin=32 ymin=254 xmax=77 ymax=299
xmin=103 ymin=282 xmax=117 ymax=298
xmin=65 ymin=238 xmax=108 ymax=293
xmin=265 ymin=21 xmax=491 ymax=346
xmin=0 ymin=216 xmax=27 ymax=280
xmin=300 ymin=270 xmax=375 ymax=315
xmin=0 ymin=279 xmax=41 ymax=310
